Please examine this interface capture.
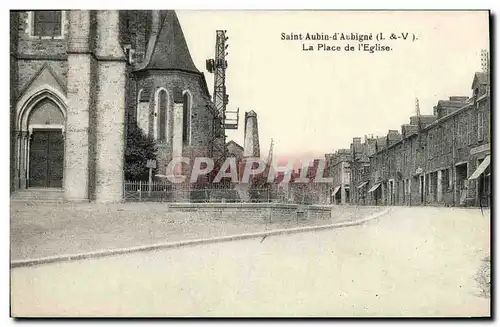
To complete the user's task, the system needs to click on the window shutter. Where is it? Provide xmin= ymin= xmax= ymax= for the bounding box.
xmin=478 ymin=111 xmax=484 ymax=142
xmin=434 ymin=133 xmax=438 ymax=157
xmin=468 ymin=112 xmax=474 ymax=145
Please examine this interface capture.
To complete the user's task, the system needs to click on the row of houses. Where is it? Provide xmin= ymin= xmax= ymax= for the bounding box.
xmin=326 ymin=70 xmax=491 ymax=207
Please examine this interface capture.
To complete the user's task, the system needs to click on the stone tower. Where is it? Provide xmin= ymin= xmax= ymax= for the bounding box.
xmin=243 ymin=110 xmax=260 ymax=158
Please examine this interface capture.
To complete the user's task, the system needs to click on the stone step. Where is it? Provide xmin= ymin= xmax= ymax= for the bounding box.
xmin=13 ymin=192 xmax=63 ymax=195
xmin=10 ymin=198 xmax=66 ymax=204
xmin=11 ymin=195 xmax=64 ymax=200
xmin=12 ymin=192 xmax=64 ymax=198
xmin=11 ymin=188 xmax=65 ymax=203
xmin=14 ymin=188 xmax=63 ymax=192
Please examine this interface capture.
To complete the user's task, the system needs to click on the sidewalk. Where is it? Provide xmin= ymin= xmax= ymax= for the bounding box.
xmin=10 ymin=202 xmax=384 ymax=261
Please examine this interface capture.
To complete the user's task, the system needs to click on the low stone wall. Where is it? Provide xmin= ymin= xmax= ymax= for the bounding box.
xmin=168 ymin=203 xmax=332 ymax=223
xmin=307 ymin=205 xmax=333 ymax=220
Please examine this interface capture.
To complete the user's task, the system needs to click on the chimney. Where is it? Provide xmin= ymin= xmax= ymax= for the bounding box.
xmin=401 ymin=124 xmax=419 ymax=138
xmin=352 ymin=137 xmax=362 ymax=155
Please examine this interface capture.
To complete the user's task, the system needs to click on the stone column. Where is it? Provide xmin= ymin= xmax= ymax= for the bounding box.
xmin=340 ymin=163 xmax=346 ymax=205
xmin=13 ymin=131 xmax=20 ymax=190
xmin=19 ymin=131 xmax=29 ymax=190
xmin=13 ymin=131 xmax=28 ymax=190
xmin=65 ymin=10 xmax=93 ymax=201
xmin=24 ymin=132 xmax=31 ymax=189
xmin=437 ymin=170 xmax=443 ymax=203
xmin=172 ymin=89 xmax=184 ymax=161
xmin=451 ymin=167 xmax=456 ymax=206
xmin=408 ymin=178 xmax=412 ymax=206
xmin=172 ymin=89 xmax=189 ymax=202
xmin=417 ymin=176 xmax=422 ymax=204
xmin=423 ymin=174 xmax=427 ymax=205
xmin=94 ymin=10 xmax=127 ymax=203
xmin=381 ymin=182 xmax=386 ymax=205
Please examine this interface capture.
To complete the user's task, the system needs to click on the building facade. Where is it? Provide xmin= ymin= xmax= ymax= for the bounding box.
xmin=348 ymin=71 xmax=491 ymax=207
xmin=326 ymin=149 xmax=351 ymax=204
xmin=349 ymin=136 xmax=376 ymax=205
xmin=10 ymin=10 xmax=221 ymax=202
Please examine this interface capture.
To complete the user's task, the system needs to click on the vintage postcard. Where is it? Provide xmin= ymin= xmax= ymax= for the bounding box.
xmin=9 ymin=10 xmax=490 ymax=318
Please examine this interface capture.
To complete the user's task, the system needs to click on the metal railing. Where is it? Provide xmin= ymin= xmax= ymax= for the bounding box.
xmin=123 ymin=180 xmax=331 ymax=204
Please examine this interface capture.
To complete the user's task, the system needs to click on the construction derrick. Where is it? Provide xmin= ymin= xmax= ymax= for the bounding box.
xmin=206 ymin=30 xmax=240 ymax=186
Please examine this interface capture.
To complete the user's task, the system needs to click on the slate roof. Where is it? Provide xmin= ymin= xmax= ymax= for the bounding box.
xmin=143 ymin=10 xmax=200 ymax=73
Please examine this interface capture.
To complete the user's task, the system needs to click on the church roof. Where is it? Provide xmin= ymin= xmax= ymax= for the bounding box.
xmin=227 ymin=140 xmax=244 ymax=151
xmin=471 ymin=72 xmax=488 ymax=89
xmin=143 ymin=11 xmax=200 ymax=73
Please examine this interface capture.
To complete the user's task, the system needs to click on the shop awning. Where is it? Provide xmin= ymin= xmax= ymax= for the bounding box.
xmin=469 ymin=155 xmax=491 ymax=180
xmin=368 ymin=183 xmax=381 ymax=193
xmin=331 ymin=185 xmax=341 ymax=196
xmin=357 ymin=181 xmax=369 ymax=189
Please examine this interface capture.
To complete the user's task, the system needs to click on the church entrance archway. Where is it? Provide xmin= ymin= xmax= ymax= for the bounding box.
xmin=27 ymin=98 xmax=65 ymax=188
xmin=15 ymin=92 xmax=67 ymax=190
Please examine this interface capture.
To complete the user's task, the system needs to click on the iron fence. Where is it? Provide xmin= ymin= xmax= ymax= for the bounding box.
xmin=123 ymin=180 xmax=330 ymax=204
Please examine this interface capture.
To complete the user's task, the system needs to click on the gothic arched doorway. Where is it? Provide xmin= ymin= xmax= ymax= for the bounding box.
xmin=15 ymin=88 xmax=67 ymax=190
xmin=27 ymin=98 xmax=65 ymax=188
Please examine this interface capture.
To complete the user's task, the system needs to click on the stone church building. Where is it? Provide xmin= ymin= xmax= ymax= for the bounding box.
xmin=10 ymin=10 xmax=222 ymax=203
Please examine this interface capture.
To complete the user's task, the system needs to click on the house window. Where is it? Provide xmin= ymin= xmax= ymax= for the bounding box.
xmin=428 ymin=135 xmax=433 ymax=160
xmin=32 ymin=11 xmax=62 ymax=37
xmin=467 ymin=111 xmax=474 ymax=145
xmin=459 ymin=118 xmax=467 ymax=147
xmin=434 ymin=132 xmax=438 ymax=157
xmin=441 ymin=129 xmax=445 ymax=155
xmin=439 ymin=131 xmax=441 ymax=155
xmin=478 ymin=110 xmax=485 ymax=142
xmin=456 ymin=120 xmax=462 ymax=148
xmin=463 ymin=120 xmax=467 ymax=146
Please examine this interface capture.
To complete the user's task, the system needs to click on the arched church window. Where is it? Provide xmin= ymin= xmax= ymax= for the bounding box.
xmin=136 ymin=89 xmax=150 ymax=135
xmin=158 ymin=90 xmax=167 ymax=141
xmin=136 ymin=89 xmax=143 ymax=122
xmin=182 ymin=92 xmax=191 ymax=145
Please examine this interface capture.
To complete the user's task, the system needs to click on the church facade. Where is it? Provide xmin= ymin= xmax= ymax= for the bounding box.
xmin=10 ymin=10 xmax=221 ymax=203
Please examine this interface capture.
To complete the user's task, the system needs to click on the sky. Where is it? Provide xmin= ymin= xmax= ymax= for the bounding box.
xmin=177 ymin=11 xmax=490 ymax=163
